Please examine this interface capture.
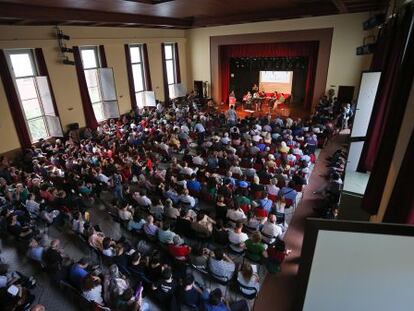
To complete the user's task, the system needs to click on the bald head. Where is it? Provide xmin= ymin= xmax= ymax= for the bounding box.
xmin=31 ymin=304 xmax=46 ymax=311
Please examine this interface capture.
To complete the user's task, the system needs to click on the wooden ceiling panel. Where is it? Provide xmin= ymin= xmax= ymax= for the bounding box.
xmin=0 ymin=0 xmax=388 ymax=28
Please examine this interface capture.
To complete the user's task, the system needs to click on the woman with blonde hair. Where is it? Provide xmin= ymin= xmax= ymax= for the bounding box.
xmin=279 ymin=141 xmax=290 ymax=154
xmin=237 ymin=262 xmax=260 ymax=296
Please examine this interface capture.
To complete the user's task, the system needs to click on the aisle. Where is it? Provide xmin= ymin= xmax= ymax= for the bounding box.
xmin=253 ymin=131 xmax=348 ymax=311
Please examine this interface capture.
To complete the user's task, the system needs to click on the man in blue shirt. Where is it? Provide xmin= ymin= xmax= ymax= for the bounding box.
xmin=187 ymin=174 xmax=202 ymax=193
xmin=68 ymin=257 xmax=89 ymax=288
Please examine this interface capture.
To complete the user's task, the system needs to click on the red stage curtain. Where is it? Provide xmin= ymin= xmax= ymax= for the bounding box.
xmin=35 ymin=48 xmax=60 ymax=118
xmin=360 ymin=3 xmax=414 ymax=215
xmin=357 ymin=17 xmax=398 ymax=172
xmin=220 ymin=41 xmax=319 ymax=109
xmin=73 ymin=46 xmax=98 ymax=129
xmin=0 ymin=49 xmax=32 ymax=148
xmin=143 ymin=44 xmax=152 ymax=91
xmin=383 ymin=130 xmax=414 ymax=224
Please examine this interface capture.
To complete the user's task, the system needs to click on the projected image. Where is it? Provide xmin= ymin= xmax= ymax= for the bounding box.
xmin=259 ymin=70 xmax=293 ymax=94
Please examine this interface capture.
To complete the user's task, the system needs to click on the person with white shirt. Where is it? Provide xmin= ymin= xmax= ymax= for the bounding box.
xmin=226 ymin=206 xmax=247 ymax=223
xmin=192 ymin=154 xmax=205 ymax=166
xmin=133 ymin=189 xmax=152 ymax=208
xmin=118 ymin=202 xmax=133 ymax=221
xmin=179 ymin=189 xmax=197 ymax=208
xmin=221 ymin=133 xmax=231 ymax=145
xmin=81 ymin=274 xmax=104 ymax=304
xmin=25 ymin=193 xmax=40 ymax=217
xmin=261 ymin=214 xmax=283 ymax=244
xmin=228 ymin=223 xmax=248 ymax=253
xmin=180 ymin=162 xmax=195 ymax=177
xmin=194 ymin=119 xmax=206 ymax=145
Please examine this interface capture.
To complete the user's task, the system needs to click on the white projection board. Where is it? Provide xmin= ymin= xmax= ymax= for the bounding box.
xmin=351 ymin=72 xmax=381 ymax=137
xmin=136 ymin=91 xmax=156 ymax=108
xmin=259 ymin=71 xmax=293 ymax=83
xmin=303 ymin=230 xmax=414 ymax=311
xmin=169 ymin=83 xmax=187 ymax=99
xmin=259 ymin=71 xmax=293 ymax=94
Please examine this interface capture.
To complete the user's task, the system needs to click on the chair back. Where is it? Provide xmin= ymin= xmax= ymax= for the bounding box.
xmin=236 ymin=279 xmax=258 ymax=300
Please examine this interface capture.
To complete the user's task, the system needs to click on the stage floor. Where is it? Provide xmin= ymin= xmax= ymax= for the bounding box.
xmin=218 ymin=101 xmax=310 ymax=119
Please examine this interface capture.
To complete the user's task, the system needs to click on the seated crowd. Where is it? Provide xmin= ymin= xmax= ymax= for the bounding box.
xmin=0 ymin=95 xmax=341 ymax=310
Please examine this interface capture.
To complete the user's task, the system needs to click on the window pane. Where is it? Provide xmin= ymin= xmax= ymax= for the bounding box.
xmin=164 ymin=44 xmax=173 ymax=60
xmin=130 ymin=46 xmax=141 ymax=63
xmin=132 ymin=64 xmax=144 ymax=92
xmin=88 ymin=87 xmax=101 ymax=103
xmin=81 ymin=49 xmax=98 ymax=69
xmin=84 ymin=69 xmax=99 ymax=87
xmin=35 ymin=76 xmax=55 ymax=116
xmin=22 ymin=98 xmax=43 ymax=119
xmin=16 ymin=78 xmax=37 ymax=101
xmin=28 ymin=117 xmax=48 ymax=141
xmin=92 ymin=102 xmax=105 ymax=122
xmin=166 ymin=60 xmax=175 ymax=85
xmin=9 ymin=53 xmax=35 ymax=77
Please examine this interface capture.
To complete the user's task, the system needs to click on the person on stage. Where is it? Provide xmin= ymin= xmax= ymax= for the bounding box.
xmin=252 ymin=83 xmax=259 ymax=93
xmin=243 ymin=91 xmax=252 ymax=110
xmin=270 ymin=91 xmax=279 ymax=111
xmin=253 ymin=91 xmax=261 ymax=112
xmin=229 ymin=90 xmax=236 ymax=107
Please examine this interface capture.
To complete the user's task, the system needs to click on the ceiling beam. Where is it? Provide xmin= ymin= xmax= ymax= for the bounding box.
xmin=331 ymin=0 xmax=349 ymax=13
xmin=192 ymin=3 xmax=338 ymax=27
xmin=0 ymin=2 xmax=193 ymax=28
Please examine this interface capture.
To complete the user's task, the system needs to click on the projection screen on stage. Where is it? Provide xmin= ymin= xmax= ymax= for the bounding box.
xmin=259 ymin=71 xmax=293 ymax=94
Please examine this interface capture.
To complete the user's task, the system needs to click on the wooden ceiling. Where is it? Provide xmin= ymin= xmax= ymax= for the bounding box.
xmin=0 ymin=0 xmax=388 ymax=29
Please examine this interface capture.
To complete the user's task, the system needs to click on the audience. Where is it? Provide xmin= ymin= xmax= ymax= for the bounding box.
xmin=0 ymin=93 xmax=342 ymax=310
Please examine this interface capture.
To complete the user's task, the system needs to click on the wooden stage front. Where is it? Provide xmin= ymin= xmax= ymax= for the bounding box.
xmin=217 ymin=101 xmax=310 ymax=119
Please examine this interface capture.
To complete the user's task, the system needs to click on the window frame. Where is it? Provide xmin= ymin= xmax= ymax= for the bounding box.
xmin=5 ymin=48 xmax=54 ymax=142
xmin=163 ymin=42 xmax=177 ymax=89
xmin=128 ymin=44 xmax=147 ymax=96
xmin=79 ymin=45 xmax=106 ymax=122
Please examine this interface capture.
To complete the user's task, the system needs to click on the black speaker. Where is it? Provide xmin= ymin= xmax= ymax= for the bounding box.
xmin=356 ymin=43 xmax=376 ymax=55
xmin=194 ymin=80 xmax=204 ymax=98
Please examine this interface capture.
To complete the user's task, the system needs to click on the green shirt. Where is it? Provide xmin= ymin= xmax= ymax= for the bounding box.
xmin=236 ymin=195 xmax=252 ymax=206
xmin=245 ymin=239 xmax=265 ymax=262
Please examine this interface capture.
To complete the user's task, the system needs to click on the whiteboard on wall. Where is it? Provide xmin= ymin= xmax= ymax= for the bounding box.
xmin=303 ymin=230 xmax=414 ymax=311
xmin=351 ymin=72 xmax=381 ymax=138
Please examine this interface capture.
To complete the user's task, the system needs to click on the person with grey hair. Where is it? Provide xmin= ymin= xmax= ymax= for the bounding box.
xmin=104 ymin=264 xmax=130 ymax=303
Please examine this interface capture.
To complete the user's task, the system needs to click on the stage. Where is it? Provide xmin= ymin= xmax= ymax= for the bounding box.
xmin=218 ymin=101 xmax=310 ymax=119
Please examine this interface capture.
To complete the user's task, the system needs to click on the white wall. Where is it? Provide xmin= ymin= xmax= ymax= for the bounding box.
xmin=186 ymin=12 xmax=372 ymax=97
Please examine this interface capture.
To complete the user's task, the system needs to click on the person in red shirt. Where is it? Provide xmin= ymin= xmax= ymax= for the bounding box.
xmin=168 ymin=235 xmax=191 ymax=261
